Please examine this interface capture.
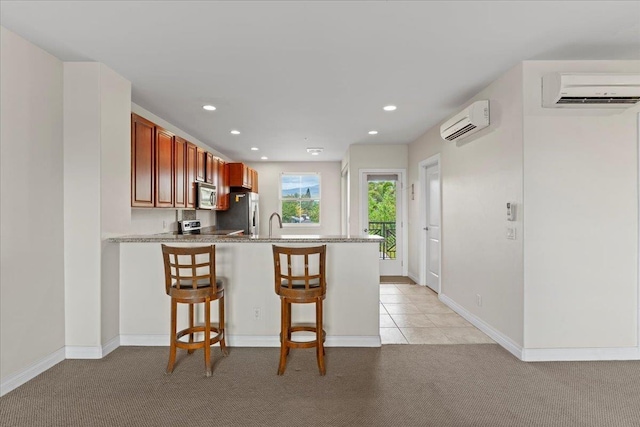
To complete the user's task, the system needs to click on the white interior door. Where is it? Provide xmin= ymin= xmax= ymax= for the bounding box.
xmin=361 ymin=171 xmax=403 ymax=276
xmin=419 ymin=157 xmax=441 ymax=293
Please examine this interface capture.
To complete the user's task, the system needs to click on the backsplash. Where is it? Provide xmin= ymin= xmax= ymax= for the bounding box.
xmin=130 ymin=209 xmax=215 ymax=234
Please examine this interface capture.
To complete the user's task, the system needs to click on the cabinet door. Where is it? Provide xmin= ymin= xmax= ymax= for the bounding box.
xmin=131 ymin=114 xmax=155 ymax=207
xmin=155 ymin=127 xmax=174 ymax=207
xmin=186 ymin=142 xmax=197 ymax=208
xmin=205 ymin=152 xmax=214 ymax=184
xmin=174 ymin=136 xmax=186 ymax=208
xmin=251 ymin=168 xmax=258 ymax=194
xmin=218 ymin=159 xmax=229 ymax=210
xmin=228 ymin=163 xmax=244 ymax=187
xmin=196 ymin=147 xmax=206 ymax=182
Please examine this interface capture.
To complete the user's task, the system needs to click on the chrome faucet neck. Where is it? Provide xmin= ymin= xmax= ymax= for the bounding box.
xmin=269 ymin=212 xmax=283 ymax=238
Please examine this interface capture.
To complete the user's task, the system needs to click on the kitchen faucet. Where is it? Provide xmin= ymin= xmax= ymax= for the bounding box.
xmin=269 ymin=212 xmax=282 ymax=238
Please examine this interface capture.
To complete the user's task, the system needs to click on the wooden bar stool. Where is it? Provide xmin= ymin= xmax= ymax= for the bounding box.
xmin=272 ymin=244 xmax=327 ymax=375
xmin=161 ymin=244 xmax=228 ymax=376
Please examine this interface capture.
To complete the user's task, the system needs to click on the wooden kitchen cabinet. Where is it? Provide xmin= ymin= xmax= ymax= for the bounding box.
xmin=228 ymin=162 xmax=258 ymax=192
xmin=196 ymin=147 xmax=206 ymax=182
xmin=174 ymin=136 xmax=187 ymax=208
xmin=205 ymin=152 xmax=214 ymax=184
xmin=154 ymin=127 xmax=174 ymax=208
xmin=216 ymin=158 xmax=229 ymax=210
xmin=250 ymin=168 xmax=258 ymax=193
xmin=131 ymin=114 xmax=155 ymax=207
xmin=186 ymin=142 xmax=197 ymax=208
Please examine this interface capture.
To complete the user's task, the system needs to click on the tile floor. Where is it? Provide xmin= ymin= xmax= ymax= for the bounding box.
xmin=380 ymin=283 xmax=495 ymax=345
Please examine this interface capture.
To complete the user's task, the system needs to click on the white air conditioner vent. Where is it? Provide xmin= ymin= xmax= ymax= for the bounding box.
xmin=542 ymin=73 xmax=640 ymax=108
xmin=440 ymin=101 xmax=489 ymax=142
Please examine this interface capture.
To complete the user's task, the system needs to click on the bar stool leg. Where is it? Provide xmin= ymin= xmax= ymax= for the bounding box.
xmin=204 ymin=298 xmax=212 ymax=377
xmin=167 ymin=298 xmax=178 ymax=373
xmin=278 ymin=298 xmax=288 ymax=375
xmin=316 ymin=298 xmax=326 ymax=376
xmin=219 ymin=293 xmax=228 ymax=356
xmin=286 ymin=302 xmax=292 ymax=356
xmin=187 ymin=303 xmax=195 ymax=354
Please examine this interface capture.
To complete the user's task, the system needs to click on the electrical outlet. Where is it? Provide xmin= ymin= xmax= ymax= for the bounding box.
xmin=162 ymin=220 xmax=168 ymax=231
xmin=476 ymin=294 xmax=482 ymax=307
xmin=253 ymin=307 xmax=261 ymax=320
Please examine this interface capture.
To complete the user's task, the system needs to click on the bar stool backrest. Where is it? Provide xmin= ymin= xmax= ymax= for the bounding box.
xmin=272 ymin=245 xmax=326 ymax=297
xmin=161 ymin=245 xmax=218 ymax=293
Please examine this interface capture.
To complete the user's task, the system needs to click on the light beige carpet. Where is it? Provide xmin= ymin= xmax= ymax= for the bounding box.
xmin=1 ymin=345 xmax=639 ymax=426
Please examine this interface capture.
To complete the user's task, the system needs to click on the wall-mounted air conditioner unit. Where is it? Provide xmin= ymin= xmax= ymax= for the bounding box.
xmin=542 ymin=73 xmax=640 ymax=108
xmin=440 ymin=100 xmax=490 ymax=142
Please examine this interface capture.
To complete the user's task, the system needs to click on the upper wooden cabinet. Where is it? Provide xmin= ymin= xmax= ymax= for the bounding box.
xmin=228 ymin=162 xmax=258 ymax=192
xmin=174 ymin=136 xmax=187 ymax=208
xmin=131 ymin=113 xmax=234 ymax=209
xmin=155 ymin=127 xmax=174 ymax=208
xmin=186 ymin=142 xmax=197 ymax=208
xmin=196 ymin=147 xmax=206 ymax=182
xmin=205 ymin=152 xmax=214 ymax=185
xmin=131 ymin=114 xmax=155 ymax=207
xmin=216 ymin=158 xmax=229 ymax=210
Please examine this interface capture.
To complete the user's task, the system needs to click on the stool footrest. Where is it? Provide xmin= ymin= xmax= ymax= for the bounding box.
xmin=282 ymin=326 xmax=326 ymax=349
xmin=174 ymin=324 xmax=224 ymax=350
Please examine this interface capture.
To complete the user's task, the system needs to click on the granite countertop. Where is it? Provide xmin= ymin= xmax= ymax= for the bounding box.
xmin=107 ymin=231 xmax=383 ymax=244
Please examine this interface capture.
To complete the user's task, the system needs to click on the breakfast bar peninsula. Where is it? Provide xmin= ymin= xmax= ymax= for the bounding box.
xmin=109 ymin=233 xmax=382 ymax=347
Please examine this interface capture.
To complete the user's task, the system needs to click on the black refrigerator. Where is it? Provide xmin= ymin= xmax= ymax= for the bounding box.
xmin=216 ymin=192 xmax=260 ymax=236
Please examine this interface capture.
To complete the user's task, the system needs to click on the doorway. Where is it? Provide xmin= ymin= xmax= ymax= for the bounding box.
xmin=360 ymin=169 xmax=406 ymax=276
xmin=419 ymin=155 xmax=441 ymax=293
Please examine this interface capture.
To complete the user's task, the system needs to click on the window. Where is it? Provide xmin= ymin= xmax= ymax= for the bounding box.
xmin=280 ymin=173 xmax=320 ymax=225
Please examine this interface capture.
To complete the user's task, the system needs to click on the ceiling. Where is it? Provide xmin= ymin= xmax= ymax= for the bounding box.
xmin=1 ymin=1 xmax=639 ymax=162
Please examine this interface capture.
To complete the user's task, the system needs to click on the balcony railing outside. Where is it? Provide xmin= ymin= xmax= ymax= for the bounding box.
xmin=367 ymin=221 xmax=396 ymax=260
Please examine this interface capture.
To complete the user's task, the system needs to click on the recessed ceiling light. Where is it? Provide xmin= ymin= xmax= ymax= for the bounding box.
xmin=260 ymin=156 xmax=268 ymax=160
xmin=368 ymin=130 xmax=378 ymax=135
xmin=202 ymin=105 xmax=216 ymax=111
xmin=306 ymin=147 xmax=323 ymax=155
xmin=250 ymin=147 xmax=259 ymax=151
xmin=230 ymin=130 xmax=240 ymax=135
xmin=383 ymin=105 xmax=397 ymax=111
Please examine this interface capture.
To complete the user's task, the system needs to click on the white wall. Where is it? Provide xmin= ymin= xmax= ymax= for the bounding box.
xmin=408 ymin=64 xmax=525 ymax=346
xmin=64 ymin=63 xmax=132 ymax=351
xmin=64 ymin=63 xmax=103 ymax=349
xmin=346 ymin=144 xmax=408 ymax=235
xmin=523 ymin=60 xmax=639 ymax=350
xmin=100 ymin=65 xmax=132 ymax=347
xmin=247 ymin=161 xmax=342 ymax=236
xmin=0 ymin=27 xmax=65 ymax=380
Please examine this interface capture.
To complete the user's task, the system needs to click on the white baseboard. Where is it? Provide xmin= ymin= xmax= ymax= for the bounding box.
xmin=522 ymin=346 xmax=640 ymax=362
xmin=102 ymin=336 xmax=120 ymax=357
xmin=439 ymin=294 xmax=524 ymax=360
xmin=65 ymin=346 xmax=103 ymax=359
xmin=119 ymin=334 xmax=381 ymax=348
xmin=407 ymin=272 xmax=420 ymax=285
xmin=1 ymin=347 xmax=65 ymax=397
xmin=120 ymin=334 xmax=169 ymax=346
xmin=439 ymin=294 xmax=640 ymax=362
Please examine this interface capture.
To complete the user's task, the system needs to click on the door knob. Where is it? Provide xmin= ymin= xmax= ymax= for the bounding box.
xmin=423 ymin=227 xmax=429 ymax=231
xmin=364 ymin=228 xmax=368 ymax=232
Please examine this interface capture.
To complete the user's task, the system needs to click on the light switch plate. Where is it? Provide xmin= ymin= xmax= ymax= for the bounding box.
xmin=506 ymin=227 xmax=516 ymax=240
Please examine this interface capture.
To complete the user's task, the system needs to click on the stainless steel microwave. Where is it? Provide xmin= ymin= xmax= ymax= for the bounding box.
xmin=196 ymin=182 xmax=217 ymax=209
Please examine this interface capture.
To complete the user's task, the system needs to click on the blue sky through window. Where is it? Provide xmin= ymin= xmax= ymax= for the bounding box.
xmin=281 ymin=174 xmax=320 ymax=198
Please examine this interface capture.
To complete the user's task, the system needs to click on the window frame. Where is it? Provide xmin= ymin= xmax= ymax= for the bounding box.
xmin=279 ymin=172 xmax=321 ymax=227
